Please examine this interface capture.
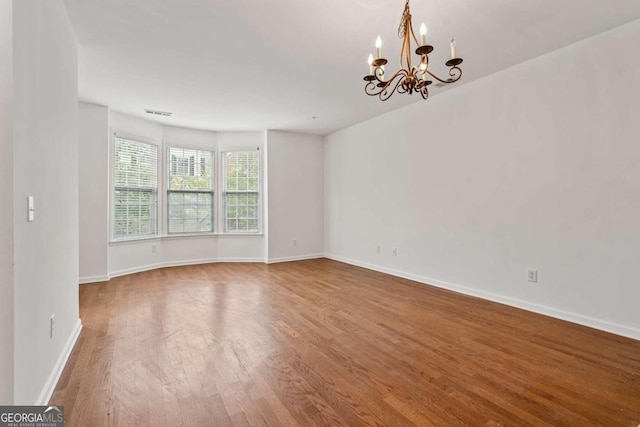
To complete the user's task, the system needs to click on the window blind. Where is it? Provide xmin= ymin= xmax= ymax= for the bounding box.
xmin=222 ymin=150 xmax=260 ymax=233
xmin=113 ymin=136 xmax=158 ymax=239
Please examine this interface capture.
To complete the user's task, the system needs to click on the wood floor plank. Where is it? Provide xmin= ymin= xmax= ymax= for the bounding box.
xmin=52 ymin=259 xmax=640 ymax=426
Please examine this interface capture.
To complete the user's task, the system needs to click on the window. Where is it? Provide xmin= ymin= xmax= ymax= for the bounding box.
xmin=222 ymin=150 xmax=260 ymax=233
xmin=113 ymin=136 xmax=158 ymax=239
xmin=111 ymin=136 xmax=262 ymax=240
xmin=167 ymin=147 xmax=214 ymax=234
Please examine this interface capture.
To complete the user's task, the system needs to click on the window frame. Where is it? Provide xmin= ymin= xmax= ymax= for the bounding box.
xmin=166 ymin=146 xmax=216 ymax=235
xmin=109 ymin=133 xmax=263 ymax=243
xmin=110 ymin=132 xmax=161 ymax=242
xmin=220 ymin=148 xmax=262 ymax=234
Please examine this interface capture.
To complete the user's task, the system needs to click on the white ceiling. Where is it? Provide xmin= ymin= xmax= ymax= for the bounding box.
xmin=63 ymin=0 xmax=640 ymax=135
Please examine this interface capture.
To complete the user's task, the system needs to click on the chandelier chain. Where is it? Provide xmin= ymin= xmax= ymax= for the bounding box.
xmin=398 ymin=0 xmax=411 ymax=38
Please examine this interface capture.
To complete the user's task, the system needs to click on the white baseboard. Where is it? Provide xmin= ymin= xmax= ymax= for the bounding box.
xmin=79 ymin=274 xmax=110 ymax=284
xmin=160 ymin=257 xmax=220 ymax=269
xmin=217 ymin=257 xmax=265 ymax=263
xmin=266 ymin=253 xmax=324 ymax=264
xmin=163 ymin=257 xmax=265 ymax=266
xmin=324 ymin=253 xmax=640 ymax=341
xmin=36 ymin=319 xmax=82 ymax=405
xmin=108 ymin=263 xmax=164 ymax=280
xmin=83 ymin=257 xmax=269 ymax=283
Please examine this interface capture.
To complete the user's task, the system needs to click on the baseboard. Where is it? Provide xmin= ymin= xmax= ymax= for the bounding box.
xmin=88 ymin=257 xmax=269 ymax=283
xmin=36 ymin=319 xmax=82 ymax=405
xmin=108 ymin=263 xmax=164 ymax=280
xmin=216 ymin=257 xmax=265 ymax=263
xmin=324 ymin=253 xmax=640 ymax=341
xmin=266 ymin=254 xmax=324 ymax=264
xmin=160 ymin=258 xmax=219 ymax=268
xmin=79 ymin=274 xmax=110 ymax=284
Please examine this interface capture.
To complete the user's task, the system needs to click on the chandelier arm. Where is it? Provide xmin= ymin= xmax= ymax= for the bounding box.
xmin=373 ymin=66 xmax=385 ymax=82
xmin=425 ymin=66 xmax=462 ymax=84
xmin=364 ymin=80 xmax=382 ymax=96
xmin=407 ymin=19 xmax=420 ymax=48
xmin=405 ymin=28 xmax=413 ymax=70
xmin=378 ymin=74 xmax=407 ymax=101
xmin=364 ymin=69 xmax=409 ymax=100
xmin=400 ymin=23 xmax=413 ymax=70
xmin=377 ymin=68 xmax=405 ymax=85
xmin=419 ymin=86 xmax=429 ymax=100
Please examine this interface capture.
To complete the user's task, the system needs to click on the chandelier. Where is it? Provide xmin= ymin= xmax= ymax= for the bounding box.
xmin=364 ymin=0 xmax=463 ymax=101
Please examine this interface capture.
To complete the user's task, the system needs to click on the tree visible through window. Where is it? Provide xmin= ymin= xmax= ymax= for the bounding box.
xmin=223 ymin=150 xmax=260 ymax=233
xmin=113 ymin=137 xmax=158 ymax=239
xmin=167 ymin=147 xmax=214 ymax=234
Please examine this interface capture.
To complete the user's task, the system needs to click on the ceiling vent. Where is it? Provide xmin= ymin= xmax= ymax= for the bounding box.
xmin=144 ymin=109 xmax=172 ymax=117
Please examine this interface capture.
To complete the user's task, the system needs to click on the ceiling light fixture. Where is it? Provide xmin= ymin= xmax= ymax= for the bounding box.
xmin=364 ymin=0 xmax=463 ymax=101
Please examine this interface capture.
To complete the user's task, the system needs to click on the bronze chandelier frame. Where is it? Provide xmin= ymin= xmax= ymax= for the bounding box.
xmin=364 ymin=0 xmax=463 ymax=101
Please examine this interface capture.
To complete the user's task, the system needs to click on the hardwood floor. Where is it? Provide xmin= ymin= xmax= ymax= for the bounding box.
xmin=52 ymin=259 xmax=640 ymax=426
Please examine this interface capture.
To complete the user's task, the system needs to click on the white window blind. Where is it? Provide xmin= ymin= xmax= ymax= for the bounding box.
xmin=167 ymin=147 xmax=214 ymax=234
xmin=222 ymin=150 xmax=260 ymax=233
xmin=113 ymin=136 xmax=158 ymax=239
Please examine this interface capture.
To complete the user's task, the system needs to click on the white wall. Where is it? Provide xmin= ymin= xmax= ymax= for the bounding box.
xmin=0 ymin=0 xmax=14 ymax=405
xmin=324 ymin=20 xmax=640 ymax=339
xmin=79 ymin=103 xmax=109 ymax=281
xmin=12 ymin=0 xmax=81 ymax=404
xmin=266 ymin=130 xmax=324 ymax=262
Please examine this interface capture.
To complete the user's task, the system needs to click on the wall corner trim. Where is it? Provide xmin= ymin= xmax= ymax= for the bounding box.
xmin=36 ymin=319 xmax=83 ymax=406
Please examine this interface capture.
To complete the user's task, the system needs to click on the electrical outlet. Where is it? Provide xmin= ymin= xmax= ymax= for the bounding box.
xmin=293 ymin=239 xmax=297 ymax=247
xmin=527 ymin=269 xmax=538 ymax=283
xmin=392 ymin=248 xmax=398 ymax=256
xmin=376 ymin=245 xmax=381 ymax=254
xmin=50 ymin=315 xmax=55 ymax=339
xmin=151 ymin=245 xmax=157 ymax=253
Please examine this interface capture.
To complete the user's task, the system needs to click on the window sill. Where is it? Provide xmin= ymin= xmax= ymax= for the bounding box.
xmin=109 ymin=233 xmax=264 ymax=245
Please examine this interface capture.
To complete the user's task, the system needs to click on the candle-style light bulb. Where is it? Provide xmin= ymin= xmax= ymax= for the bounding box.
xmin=375 ymin=36 xmax=382 ymax=58
xmin=420 ymin=23 xmax=427 ymax=45
xmin=368 ymin=53 xmax=374 ymax=75
xmin=450 ymin=36 xmax=457 ymax=59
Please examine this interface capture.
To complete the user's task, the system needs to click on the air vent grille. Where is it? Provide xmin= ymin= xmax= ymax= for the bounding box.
xmin=144 ymin=109 xmax=172 ymax=117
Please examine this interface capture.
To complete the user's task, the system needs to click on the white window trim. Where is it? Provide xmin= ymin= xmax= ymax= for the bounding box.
xmin=165 ymin=145 xmax=216 ymax=235
xmin=110 ymin=131 xmax=162 ymax=243
xmin=218 ymin=147 xmax=263 ymax=234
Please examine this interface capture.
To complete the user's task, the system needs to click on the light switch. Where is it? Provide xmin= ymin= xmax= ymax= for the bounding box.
xmin=27 ymin=196 xmax=35 ymax=222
